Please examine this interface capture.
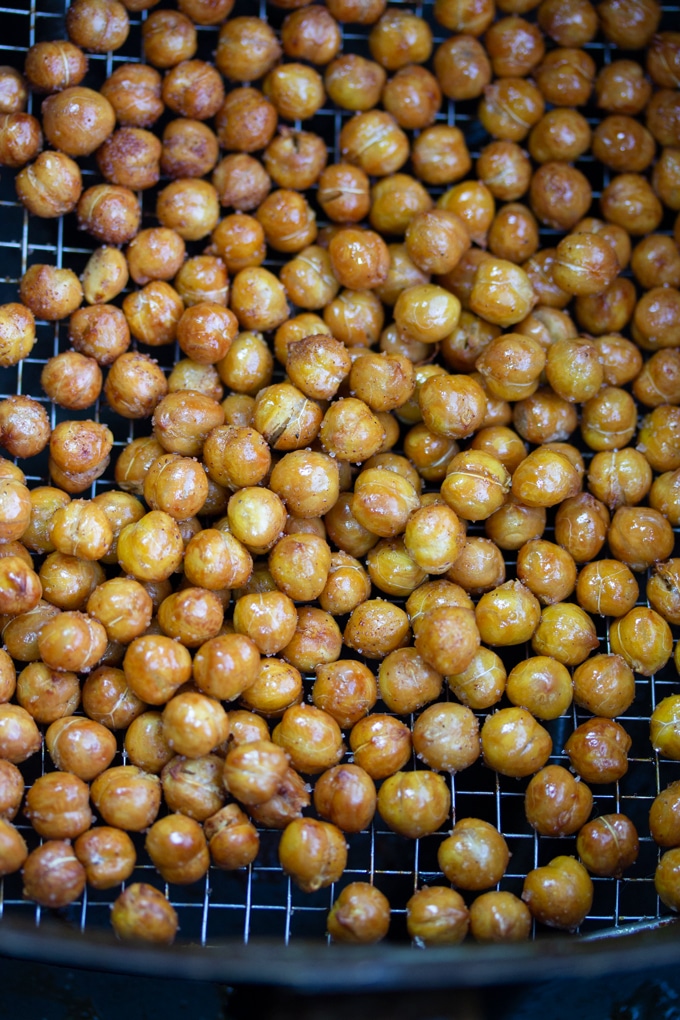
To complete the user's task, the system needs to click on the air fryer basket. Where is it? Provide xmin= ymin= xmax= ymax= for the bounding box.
xmin=0 ymin=0 xmax=679 ymax=989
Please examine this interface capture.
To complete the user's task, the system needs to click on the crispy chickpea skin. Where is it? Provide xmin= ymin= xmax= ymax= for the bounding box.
xmin=111 ymin=883 xmax=178 ymax=944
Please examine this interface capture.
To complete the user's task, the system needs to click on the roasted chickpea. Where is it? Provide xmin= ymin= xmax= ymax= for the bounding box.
xmin=145 ymin=813 xmax=209 ymax=885
xmin=534 ymin=48 xmax=595 ymax=107
xmin=22 ymin=840 xmax=85 ymax=909
xmin=439 ymin=818 xmax=509 ymax=890
xmin=406 ymin=886 xmax=469 ymax=945
xmin=16 ymin=661 xmax=79 ymax=725
xmin=647 ymin=560 xmax=680 ymax=624
xmin=123 ymin=714 xmax=172 ymax=775
xmin=0 ymin=66 xmax=27 ymax=112
xmin=596 ymin=59 xmax=651 ymax=115
xmin=41 ymin=86 xmax=115 ymax=157
xmin=15 ymin=150 xmax=82 ymax=218
xmin=216 ymin=17 xmax=281 ymax=82
xmin=281 ymin=6 xmax=341 ymax=65
xmin=101 ymin=63 xmax=163 ymax=128
xmin=279 ymin=817 xmax=347 ymax=893
xmin=565 ymin=718 xmax=631 ymax=784
xmin=212 ymin=153 xmax=269 ymax=209
xmin=470 ymin=891 xmax=532 ymax=944
xmin=412 ymin=702 xmax=480 ymax=775
xmin=0 ymin=759 xmax=24 ymax=821
xmin=80 ymin=246 xmax=128 ymax=306
xmin=73 ymin=826 xmax=135 ymax=891
xmin=522 ymin=856 xmax=593 ymax=930
xmin=111 ymin=884 xmax=178 ymax=945
xmin=325 ymin=54 xmax=386 ymax=111
xmin=142 ymin=9 xmax=196 ymax=68
xmin=327 ymin=882 xmax=390 ymax=944
xmin=526 ymin=765 xmax=593 ymax=837
xmin=650 ymin=781 xmax=680 ymax=847
xmin=577 ymin=814 xmax=639 ymax=878
xmin=538 ymin=0 xmax=598 ymax=45
xmin=20 ymin=264 xmax=82 ymax=321
xmin=82 ymin=666 xmax=146 ymax=731
xmin=378 ymin=770 xmax=450 ymax=839
xmin=481 ymin=705 xmax=552 ymax=778
xmin=205 ymin=803 xmax=259 ymax=870
xmin=24 ymin=769 xmax=92 ymax=840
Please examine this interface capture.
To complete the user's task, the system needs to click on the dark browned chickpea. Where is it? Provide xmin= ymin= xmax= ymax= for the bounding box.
xmin=20 ymin=264 xmax=82 ymax=321
xmin=596 ymin=59 xmax=651 ymax=115
xmin=22 ymin=840 xmax=85 ymax=908
xmin=111 ymin=884 xmax=178 ymax=945
xmin=595 ymin=115 xmax=656 ymax=179
xmin=216 ymin=17 xmax=281 ymax=82
xmin=439 ymin=818 xmax=509 ymax=890
xmin=142 ymin=10 xmax=196 ymax=68
xmin=15 ymin=149 xmax=82 ymax=218
xmin=538 ymin=0 xmax=598 ymax=44
xmin=0 ymin=66 xmax=26 ymax=112
xmin=522 ymin=855 xmax=593 ymax=930
xmin=577 ymin=813 xmax=639 ymax=877
xmin=434 ymin=0 xmax=494 ymax=34
xmin=565 ymin=717 xmax=631 ymax=784
xmin=145 ymin=813 xmax=209 ymax=885
xmin=278 ymin=817 xmax=346 ymax=893
xmin=317 ymin=164 xmax=371 ymax=225
xmin=481 ymin=706 xmax=552 ymax=777
xmin=205 ymin=803 xmax=259 ymax=869
xmin=101 ymin=64 xmax=163 ymax=127
xmin=325 ymin=54 xmax=386 ymax=111
xmin=653 ymin=147 xmax=680 ymax=211
xmin=41 ymin=86 xmax=114 ymax=157
xmin=525 ymin=765 xmax=592 ymax=837
xmin=281 ymin=6 xmax=341 ymax=65
xmin=24 ymin=769 xmax=92 ymax=840
xmin=156 ymin=124 xmax=218 ymax=187
xmin=485 ymin=16 xmax=544 ymax=77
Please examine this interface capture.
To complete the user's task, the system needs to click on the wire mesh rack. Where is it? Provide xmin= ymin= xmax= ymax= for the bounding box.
xmin=0 ymin=0 xmax=679 ymax=970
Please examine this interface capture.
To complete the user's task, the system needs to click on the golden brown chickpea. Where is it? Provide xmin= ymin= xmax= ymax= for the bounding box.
xmin=538 ymin=0 xmax=598 ymax=44
xmin=205 ymin=803 xmax=259 ymax=869
xmin=170 ymin=358 xmax=223 ymax=400
xmin=573 ymin=650 xmax=638 ymax=718
xmin=272 ymin=702 xmax=344 ymax=776
xmin=265 ymin=131 xmax=327 ymax=194
xmin=24 ymin=769 xmax=92 ymax=839
xmin=156 ymin=178 xmax=219 ymax=243
xmin=532 ymin=601 xmax=598 ymax=666
xmin=20 ymin=264 xmax=82 ymax=321
xmin=317 ymin=164 xmax=371 ymax=225
xmin=323 ymin=288 xmax=384 ymax=348
xmin=216 ymin=17 xmax=281 ymax=82
xmin=434 ymin=0 xmax=494 ymax=33
xmin=574 ymin=560 xmax=637 ymax=623
xmin=38 ymin=552 xmax=103 ymax=611
xmin=122 ymin=632 xmax=191 ymax=705
xmin=406 ymin=886 xmax=469 ymax=945
xmin=311 ymin=660 xmax=376 ymax=730
xmin=485 ymin=16 xmax=544 ymax=77
xmin=216 ymin=87 xmax=279 ymax=154
xmin=579 ymin=386 xmax=636 ymax=453
xmin=515 ymin=539 xmax=576 ymax=607
xmin=647 ymin=559 xmax=680 ymax=625
xmin=339 ymin=110 xmax=409 ymax=177
xmin=470 ymin=891 xmax=532 ymax=944
xmin=327 ymin=883 xmax=390 ymax=944
xmin=409 ymin=127 xmax=471 ymax=189
xmin=434 ymin=37 xmax=490 ymax=105
xmin=651 ymin=696 xmax=680 ymax=760
xmin=522 ymin=855 xmax=593 ymax=930
xmin=37 ymin=610 xmax=107 ymax=674
xmin=123 ymin=712 xmax=172 ymax=774
xmin=525 ymin=765 xmax=593 ymax=837
xmin=487 ymin=203 xmax=539 ymax=264
xmin=638 ymin=405 xmax=680 ymax=473
xmin=0 ymin=397 xmax=46 ymax=461
xmin=104 ymin=352 xmax=167 ymax=420
xmin=530 ymin=162 xmax=592 ymax=231
xmin=111 ymin=884 xmax=178 ymax=945
xmin=145 ymin=813 xmax=209 ymax=885
xmin=162 ymin=60 xmax=224 ymax=123
xmin=95 ymin=131 xmax=159 ymax=197
xmin=73 ymin=826 xmax=135 ymax=890
xmin=0 ymin=650 xmax=15 ymax=706
xmin=22 ymin=840 xmax=85 ymax=909
xmin=239 ymin=657 xmax=302 ymax=719
xmin=481 ymin=706 xmax=552 ymax=777
xmin=653 ymin=147 xmax=680 ymax=210
xmin=161 ymin=120 xmax=221 ymax=182
xmin=439 ymin=818 xmax=509 ymax=890
xmin=650 ymin=781 xmax=680 ymax=847
xmin=609 ymin=505 xmax=675 ymax=572
xmin=553 ymin=493 xmax=607 ymax=565
xmin=324 ymin=54 xmax=385 ymax=112
xmin=368 ymin=8 xmax=432 ymax=69
xmin=0 ymin=66 xmax=26 ymax=112
xmin=575 ymin=277 xmax=636 ymax=337
xmin=412 ymin=702 xmax=480 ymax=775
xmin=381 ymin=65 xmax=442 ymax=131
xmin=0 ymin=477 xmax=30 ymax=545
xmin=41 ymin=86 xmax=114 ymax=158
xmin=222 ymin=739 xmax=289 ymax=806
xmin=592 ymin=114 xmax=656 ymax=174
xmin=191 ymin=633 xmax=258 ymax=703
xmin=478 ymin=77 xmax=544 ymax=142
xmin=153 ymin=390 xmax=225 ymax=458
xmin=313 ymin=764 xmax=376 ymax=834
xmin=81 ymin=666 xmax=146 ymax=730
xmin=267 ymin=533 xmax=330 ymax=602
xmin=534 ymin=49 xmax=595 ymax=108
xmin=507 ymin=654 xmax=573 ymax=720
xmin=68 ymin=305 xmax=130 ymax=369
xmin=633 ymin=287 xmax=680 ymax=353
xmin=378 ymin=770 xmax=451 ymax=839
xmin=142 ymin=9 xmax=196 ymax=68
xmin=48 ymin=500 xmax=111 ymax=563
xmin=0 ymin=759 xmax=24 ymax=821
xmin=0 ymin=702 xmax=41 ymax=763
xmin=80 ymin=247 xmax=128 ymax=307
xmin=590 ymin=337 xmax=639 ymax=389
xmin=46 ymin=714 xmax=116 ymax=780
xmin=476 ymin=142 xmax=531 ymax=206
xmin=594 ymin=60 xmax=649 ymax=119
xmin=588 ymin=449 xmax=652 ymax=511
xmin=406 ymin=209 xmax=470 ymax=277
xmin=279 ymin=817 xmax=347 ymax=893
xmin=350 ymin=713 xmax=412 ymax=780
xmin=15 ymin=149 xmax=82 ymax=218
xmin=1 ymin=599 xmax=60 ymax=662
xmin=39 ymin=352 xmax=100 ymax=412
xmin=565 ymin=718 xmax=631 ymax=784
xmin=0 ymin=112 xmax=40 ymax=168
xmin=447 ymin=539 xmax=507 ymax=598
xmin=610 ymin=606 xmax=673 ymax=677
xmin=100 ymin=64 xmax=163 ymax=128
xmin=599 ymin=0 xmax=660 ymax=48
xmin=655 ymin=849 xmax=680 ymax=912
xmin=375 ymin=646 xmax=440 ymax=714
xmin=600 ymin=172 xmax=663 ymax=236
xmin=161 ymin=690 xmax=229 ymax=760
xmin=634 ymin=349 xmax=680 ymax=407
xmin=262 ymin=62 xmax=325 ymax=122
xmin=65 ymin=0 xmax=128 ymax=51
xmin=281 ymin=6 xmax=341 ymax=65
xmin=16 ymin=661 xmax=79 ymax=725
xmin=230 ymin=266 xmax=289 ymax=333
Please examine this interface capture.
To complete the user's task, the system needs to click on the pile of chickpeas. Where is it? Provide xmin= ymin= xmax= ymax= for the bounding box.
xmin=0 ymin=0 xmax=678 ymax=949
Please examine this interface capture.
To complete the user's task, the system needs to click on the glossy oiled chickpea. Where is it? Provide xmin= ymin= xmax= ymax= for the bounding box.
xmin=349 ymin=467 xmax=418 ymax=539
xmin=16 ymin=150 xmax=82 ymax=220
xmin=633 ymin=349 xmax=680 ymax=408
xmin=653 ymin=147 xmax=680 ymax=210
xmin=16 ymin=662 xmax=79 ymax=725
xmin=157 ymin=588 xmax=223 ymax=650
xmin=324 ymin=288 xmax=384 ymax=348
xmin=637 ymin=406 xmax=680 ymax=474
xmin=650 ymin=781 xmax=680 ymax=848
xmin=647 ymin=560 xmax=680 ymax=625
xmin=506 ymin=655 xmax=573 ymax=721
xmin=311 ymin=660 xmax=375 ymax=732
xmin=349 ymin=714 xmax=411 ymax=781
xmin=67 ymin=306 xmax=129 ymax=373
xmin=574 ymin=276 xmax=636 ymax=337
xmin=0 ymin=759 xmax=24 ymax=821
xmin=155 ymin=178 xmax=219 ymax=243
xmin=0 ymin=66 xmax=26 ymax=112
xmin=22 ymin=840 xmax=85 ymax=909
xmin=522 ymin=856 xmax=593 ymax=930
xmin=537 ymin=0 xmax=598 ymax=44
xmin=215 ymin=87 xmax=277 ymax=151
xmin=381 ymin=65 xmax=442 ymax=130
xmin=0 ymin=703 xmax=41 ymax=763
xmin=486 ymin=499 xmax=546 ymax=556
xmin=481 ymin=706 xmax=552 ymax=778
xmin=565 ymin=718 xmax=631 ymax=784
xmin=25 ymin=769 xmax=92 ymax=840
xmin=632 ymin=287 xmax=680 ymax=353
xmin=534 ymin=48 xmax=595 ymax=108
xmin=202 ymin=148 xmax=264 ymax=200
xmin=142 ymin=9 xmax=195 ymax=68
xmin=122 ymin=712 xmax=172 ymax=775
xmin=261 ymin=63 xmax=325 ymax=123
xmin=515 ymin=539 xmax=576 ymax=607
xmin=230 ymin=266 xmax=289 ymax=333
xmin=122 ymin=280 xmax=184 ymax=347
xmin=267 ymin=533 xmax=330 ymax=602
xmin=215 ymin=17 xmax=280 ymax=82
xmin=324 ymin=54 xmax=386 ymax=112
xmin=101 ymin=64 xmax=163 ymax=128
xmin=485 ymin=16 xmax=544 ymax=78
xmin=609 ymin=606 xmax=672 ymax=678
xmin=412 ymin=605 xmax=478 ymax=676
xmin=222 ymin=740 xmax=289 ymax=806
xmin=153 ymin=391 xmax=224 ymax=458
xmin=318 ymin=397 xmax=384 ymax=463
xmin=577 ymin=813 xmax=639 ymax=878
xmin=409 ymin=126 xmax=471 ymax=188
xmin=0 ymin=111 xmax=40 ymax=168
xmin=95 ymin=129 xmax=160 ymax=195
xmin=478 ymin=77 xmax=544 ymax=143
xmin=470 ymin=892 xmax=531 ymax=944
xmin=578 ymin=387 xmax=636 ymax=453
xmin=476 ymin=142 xmax=531 ymax=204
xmin=122 ymin=632 xmax=192 ymax=706
xmin=19 ymin=264 xmax=82 ymax=322
xmin=406 ymin=886 xmax=469 ymax=945
xmin=600 ymin=172 xmax=663 ymax=237
xmin=104 ymin=353 xmax=167 ymax=420
xmin=655 ymin=849 xmax=680 ymax=913
xmin=327 ymin=883 xmax=390 ymax=944
xmin=39 ymin=351 xmax=100 ymax=411
xmin=73 ymin=827 xmax=135 ymax=891
xmin=317 ymin=164 xmax=371 ymax=225
xmin=232 ymin=588 xmax=297 ymax=657
xmin=1 ymin=599 xmax=60 ymax=662
xmin=237 ymin=657 xmax=301 ymax=719
xmin=205 ymin=803 xmax=259 ymax=870
xmin=367 ymin=7 xmax=431 ymax=69
xmin=79 ymin=247 xmax=127 ymax=307
xmin=281 ymin=6 xmax=341 ymax=65
xmin=594 ymin=58 xmax=650 ymax=116
xmin=65 ymin=0 xmax=128 ymax=51
xmin=574 ymin=560 xmax=637 ymax=624
xmin=404 ymin=209 xmax=469 ymax=277
xmin=176 ymin=258 xmax=228 ymax=312
xmin=588 ymin=449 xmax=652 ymax=511
xmin=412 ymin=702 xmax=480 ymax=775
xmin=339 ymin=110 xmax=409 ymax=177
xmin=591 ymin=335 xmax=640 ymax=388
xmin=37 ymin=610 xmax=107 ymax=674
xmin=279 ymin=817 xmax=347 ymax=893
xmin=651 ymin=696 xmax=680 ymax=760
xmin=81 ymin=666 xmax=145 ymax=731
xmin=553 ymin=493 xmax=608 ymax=565
xmin=530 ymin=162 xmax=593 ymax=232
xmin=401 ymin=504 xmax=464 ymax=576
xmin=525 ymin=765 xmax=592 ymax=837
xmin=161 ymin=60 xmax=224 ymax=123
xmin=377 ymin=770 xmax=450 ymax=840
xmin=433 ymin=0 xmax=494 ymax=34
xmin=446 ymin=539 xmax=506 ymax=598
xmin=531 ymin=602 xmax=597 ymax=667
xmin=608 ymin=505 xmax=675 ymax=572
xmin=265 ymin=129 xmax=328 ymax=192
xmin=0 ymin=397 xmax=46 ymax=461
xmin=272 ymin=702 xmax=344 ymax=776
xmin=433 ymin=36 xmax=490 ymax=103
xmin=41 ymin=86 xmax=114 ymax=158
xmin=599 ymin=0 xmax=661 ymax=48
xmin=145 ymin=813 xmax=210 ymax=885
xmin=38 ymin=552 xmax=103 ymax=612
xmin=486 ymin=203 xmax=538 ymax=264
xmin=111 ymin=884 xmax=178 ymax=945
xmin=438 ymin=818 xmax=509 ymax=891
xmin=592 ymin=114 xmax=656 ymax=175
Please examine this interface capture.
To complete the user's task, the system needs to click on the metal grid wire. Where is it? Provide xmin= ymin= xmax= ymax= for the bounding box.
xmin=0 ymin=0 xmax=678 ymax=950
